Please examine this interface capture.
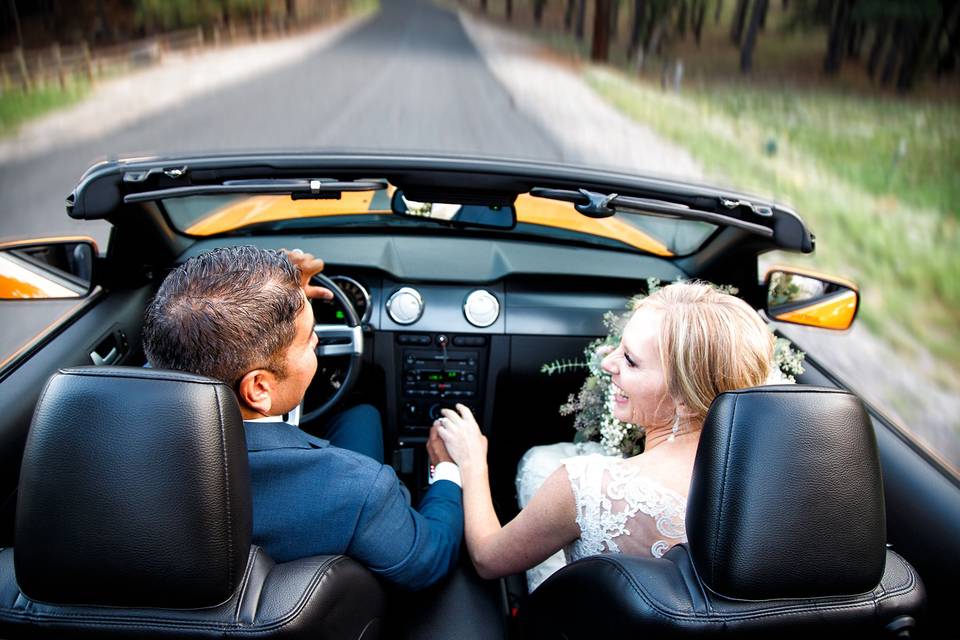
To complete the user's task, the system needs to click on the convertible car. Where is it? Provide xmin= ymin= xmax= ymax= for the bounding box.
xmin=0 ymin=153 xmax=956 ymax=638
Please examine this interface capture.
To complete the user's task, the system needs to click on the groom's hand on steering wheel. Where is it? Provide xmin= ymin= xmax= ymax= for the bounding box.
xmin=283 ymin=248 xmax=334 ymax=300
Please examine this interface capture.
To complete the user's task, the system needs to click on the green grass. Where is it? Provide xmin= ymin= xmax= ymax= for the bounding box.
xmin=0 ymin=81 xmax=90 ymax=137
xmin=349 ymin=0 xmax=380 ymax=17
xmin=703 ymin=88 xmax=960 ymax=215
xmin=584 ymin=67 xmax=960 ymax=381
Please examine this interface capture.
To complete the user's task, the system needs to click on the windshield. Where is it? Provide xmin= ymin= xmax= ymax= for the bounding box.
xmin=162 ymin=192 xmax=717 ymax=256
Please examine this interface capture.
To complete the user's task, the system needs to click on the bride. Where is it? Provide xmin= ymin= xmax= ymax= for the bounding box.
xmin=434 ymin=282 xmax=775 ymax=590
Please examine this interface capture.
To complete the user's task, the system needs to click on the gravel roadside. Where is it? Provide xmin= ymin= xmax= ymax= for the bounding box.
xmin=458 ymin=10 xmax=703 ymax=180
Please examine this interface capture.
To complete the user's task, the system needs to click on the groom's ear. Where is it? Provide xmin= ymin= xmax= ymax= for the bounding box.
xmin=237 ymin=369 xmax=277 ymax=415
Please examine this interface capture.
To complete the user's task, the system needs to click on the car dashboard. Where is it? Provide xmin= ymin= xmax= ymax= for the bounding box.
xmin=177 ymin=231 xmax=687 ymax=498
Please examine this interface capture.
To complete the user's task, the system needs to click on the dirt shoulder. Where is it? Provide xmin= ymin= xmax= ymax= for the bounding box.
xmin=458 ymin=10 xmax=703 ymax=180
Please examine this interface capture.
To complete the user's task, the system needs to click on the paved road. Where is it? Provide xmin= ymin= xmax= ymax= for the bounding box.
xmin=0 ymin=0 xmax=564 ymax=359
xmin=0 ymin=0 xmax=563 ymax=245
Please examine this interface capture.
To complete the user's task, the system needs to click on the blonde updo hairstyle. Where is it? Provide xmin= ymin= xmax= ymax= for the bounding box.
xmin=637 ymin=282 xmax=774 ymax=423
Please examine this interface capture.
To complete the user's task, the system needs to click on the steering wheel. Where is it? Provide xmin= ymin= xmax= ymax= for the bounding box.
xmin=299 ymin=273 xmax=363 ymax=424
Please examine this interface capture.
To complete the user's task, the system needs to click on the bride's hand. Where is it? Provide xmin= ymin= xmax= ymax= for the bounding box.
xmin=435 ymin=403 xmax=488 ymax=471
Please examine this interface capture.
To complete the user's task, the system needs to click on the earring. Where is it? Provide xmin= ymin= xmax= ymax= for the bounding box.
xmin=668 ymin=413 xmax=681 ymax=442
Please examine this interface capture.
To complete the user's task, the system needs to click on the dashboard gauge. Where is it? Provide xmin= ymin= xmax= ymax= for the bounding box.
xmin=386 ymin=287 xmax=424 ymax=325
xmin=313 ymin=275 xmax=370 ymax=324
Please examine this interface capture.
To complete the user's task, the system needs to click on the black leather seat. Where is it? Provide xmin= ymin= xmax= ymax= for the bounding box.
xmin=525 ymin=385 xmax=925 ymax=638
xmin=0 ymin=367 xmax=385 ymax=639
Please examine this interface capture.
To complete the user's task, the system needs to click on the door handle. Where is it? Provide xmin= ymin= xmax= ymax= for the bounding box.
xmin=89 ymin=327 xmax=127 ymax=366
xmin=90 ymin=346 xmax=118 ymax=366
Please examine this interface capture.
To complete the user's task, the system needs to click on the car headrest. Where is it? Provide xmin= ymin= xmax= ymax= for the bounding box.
xmin=686 ymin=385 xmax=886 ymax=600
xmin=15 ymin=367 xmax=252 ymax=608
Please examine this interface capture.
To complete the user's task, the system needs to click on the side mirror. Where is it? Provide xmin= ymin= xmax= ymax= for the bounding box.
xmin=764 ymin=266 xmax=859 ymax=331
xmin=0 ymin=239 xmax=97 ymax=300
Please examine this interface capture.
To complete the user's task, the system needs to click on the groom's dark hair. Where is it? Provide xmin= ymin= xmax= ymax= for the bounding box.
xmin=142 ymin=245 xmax=304 ymax=388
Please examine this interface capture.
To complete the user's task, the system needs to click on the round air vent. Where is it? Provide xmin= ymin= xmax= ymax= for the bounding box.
xmin=463 ymin=289 xmax=500 ymax=328
xmin=386 ymin=287 xmax=424 ymax=325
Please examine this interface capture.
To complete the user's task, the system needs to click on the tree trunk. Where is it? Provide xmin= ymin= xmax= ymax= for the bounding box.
xmin=823 ymin=0 xmax=851 ymax=75
xmin=867 ymin=22 xmax=889 ymax=78
xmin=611 ymin=0 xmax=620 ymax=42
xmin=847 ymin=20 xmax=864 ymax=59
xmin=730 ymin=0 xmax=749 ymax=45
xmin=758 ymin=0 xmax=768 ymax=29
xmin=481 ymin=0 xmax=487 ymax=13
xmin=647 ymin=15 xmax=666 ymax=57
xmin=897 ymin=21 xmax=932 ymax=92
xmin=534 ymin=0 xmax=546 ymax=25
xmin=565 ymin=0 xmax=575 ymax=30
xmin=879 ymin=20 xmax=902 ymax=85
xmin=642 ymin=6 xmax=659 ymax=54
xmin=693 ymin=0 xmax=706 ymax=45
xmin=505 ymin=0 xmax=512 ymax=19
xmin=7 ymin=0 xmax=24 ymax=49
xmin=677 ymin=0 xmax=688 ymax=38
xmin=629 ymin=0 xmax=646 ymax=56
xmin=592 ymin=0 xmax=613 ymax=61
xmin=715 ymin=0 xmax=724 ymax=25
xmin=576 ymin=0 xmax=586 ymax=40
xmin=935 ymin=0 xmax=959 ymax=76
xmin=740 ymin=0 xmax=767 ymax=72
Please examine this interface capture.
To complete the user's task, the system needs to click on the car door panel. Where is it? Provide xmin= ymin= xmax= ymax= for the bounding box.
xmin=0 ymin=284 xmax=152 ymax=545
xmin=797 ymin=350 xmax=960 ymax=632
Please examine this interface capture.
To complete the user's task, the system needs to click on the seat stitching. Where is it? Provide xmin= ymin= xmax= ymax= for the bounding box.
xmin=557 ymin=556 xmax=905 ymax=623
xmin=711 ymin=394 xmax=738 ymax=586
xmin=876 ymin=552 xmax=917 ymax=597
xmin=233 ymin=547 xmax=258 ymax=623
xmin=680 ymin=545 xmax=713 ymax=613
xmin=0 ymin=558 xmax=342 ymax=631
xmin=60 ymin=368 xmax=219 ymax=385
xmin=214 ymin=384 xmax=234 ymax=593
xmin=733 ymin=387 xmax=846 ymax=396
xmin=258 ymin=556 xmax=343 ymax=629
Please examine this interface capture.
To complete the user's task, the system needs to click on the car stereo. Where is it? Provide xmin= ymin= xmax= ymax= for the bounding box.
xmin=395 ymin=333 xmax=486 ymax=438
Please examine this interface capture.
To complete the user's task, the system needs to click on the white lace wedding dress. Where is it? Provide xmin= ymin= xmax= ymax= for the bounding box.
xmin=515 ymin=443 xmax=688 ymax=591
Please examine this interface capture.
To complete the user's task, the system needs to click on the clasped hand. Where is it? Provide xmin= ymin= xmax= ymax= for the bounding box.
xmin=434 ymin=403 xmax=488 ymax=471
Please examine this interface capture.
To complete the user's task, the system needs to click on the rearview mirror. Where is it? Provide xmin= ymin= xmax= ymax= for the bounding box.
xmin=764 ymin=267 xmax=858 ymax=331
xmin=0 ymin=239 xmax=96 ymax=300
xmin=391 ymin=190 xmax=516 ymax=230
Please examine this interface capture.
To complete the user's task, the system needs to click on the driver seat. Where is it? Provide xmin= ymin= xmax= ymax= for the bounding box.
xmin=524 ymin=385 xmax=925 ymax=638
xmin=0 ymin=366 xmax=385 ymax=639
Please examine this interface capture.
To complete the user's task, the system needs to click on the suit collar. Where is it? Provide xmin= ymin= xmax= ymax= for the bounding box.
xmin=243 ymin=420 xmax=328 ymax=452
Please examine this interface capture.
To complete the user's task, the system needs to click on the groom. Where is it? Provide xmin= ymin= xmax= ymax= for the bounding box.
xmin=142 ymin=245 xmax=463 ymax=590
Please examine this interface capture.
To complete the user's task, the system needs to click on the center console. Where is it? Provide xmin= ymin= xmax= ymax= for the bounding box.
xmin=395 ymin=333 xmax=487 ymax=439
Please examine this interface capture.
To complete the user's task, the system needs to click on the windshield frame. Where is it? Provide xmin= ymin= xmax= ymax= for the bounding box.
xmin=157 ymin=191 xmax=723 ymax=258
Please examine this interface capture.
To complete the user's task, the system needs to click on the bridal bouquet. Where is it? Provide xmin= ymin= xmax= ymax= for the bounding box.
xmin=541 ymin=279 xmax=805 ymax=457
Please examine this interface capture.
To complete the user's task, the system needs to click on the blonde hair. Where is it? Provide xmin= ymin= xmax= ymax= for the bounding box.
xmin=637 ymin=282 xmax=774 ymax=423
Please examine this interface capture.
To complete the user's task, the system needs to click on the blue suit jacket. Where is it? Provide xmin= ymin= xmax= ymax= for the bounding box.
xmin=243 ymin=420 xmax=463 ymax=590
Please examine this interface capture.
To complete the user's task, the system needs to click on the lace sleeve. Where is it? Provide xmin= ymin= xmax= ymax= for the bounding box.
xmin=563 ymin=455 xmax=687 ymax=561
xmin=563 ymin=454 xmax=616 ymax=556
